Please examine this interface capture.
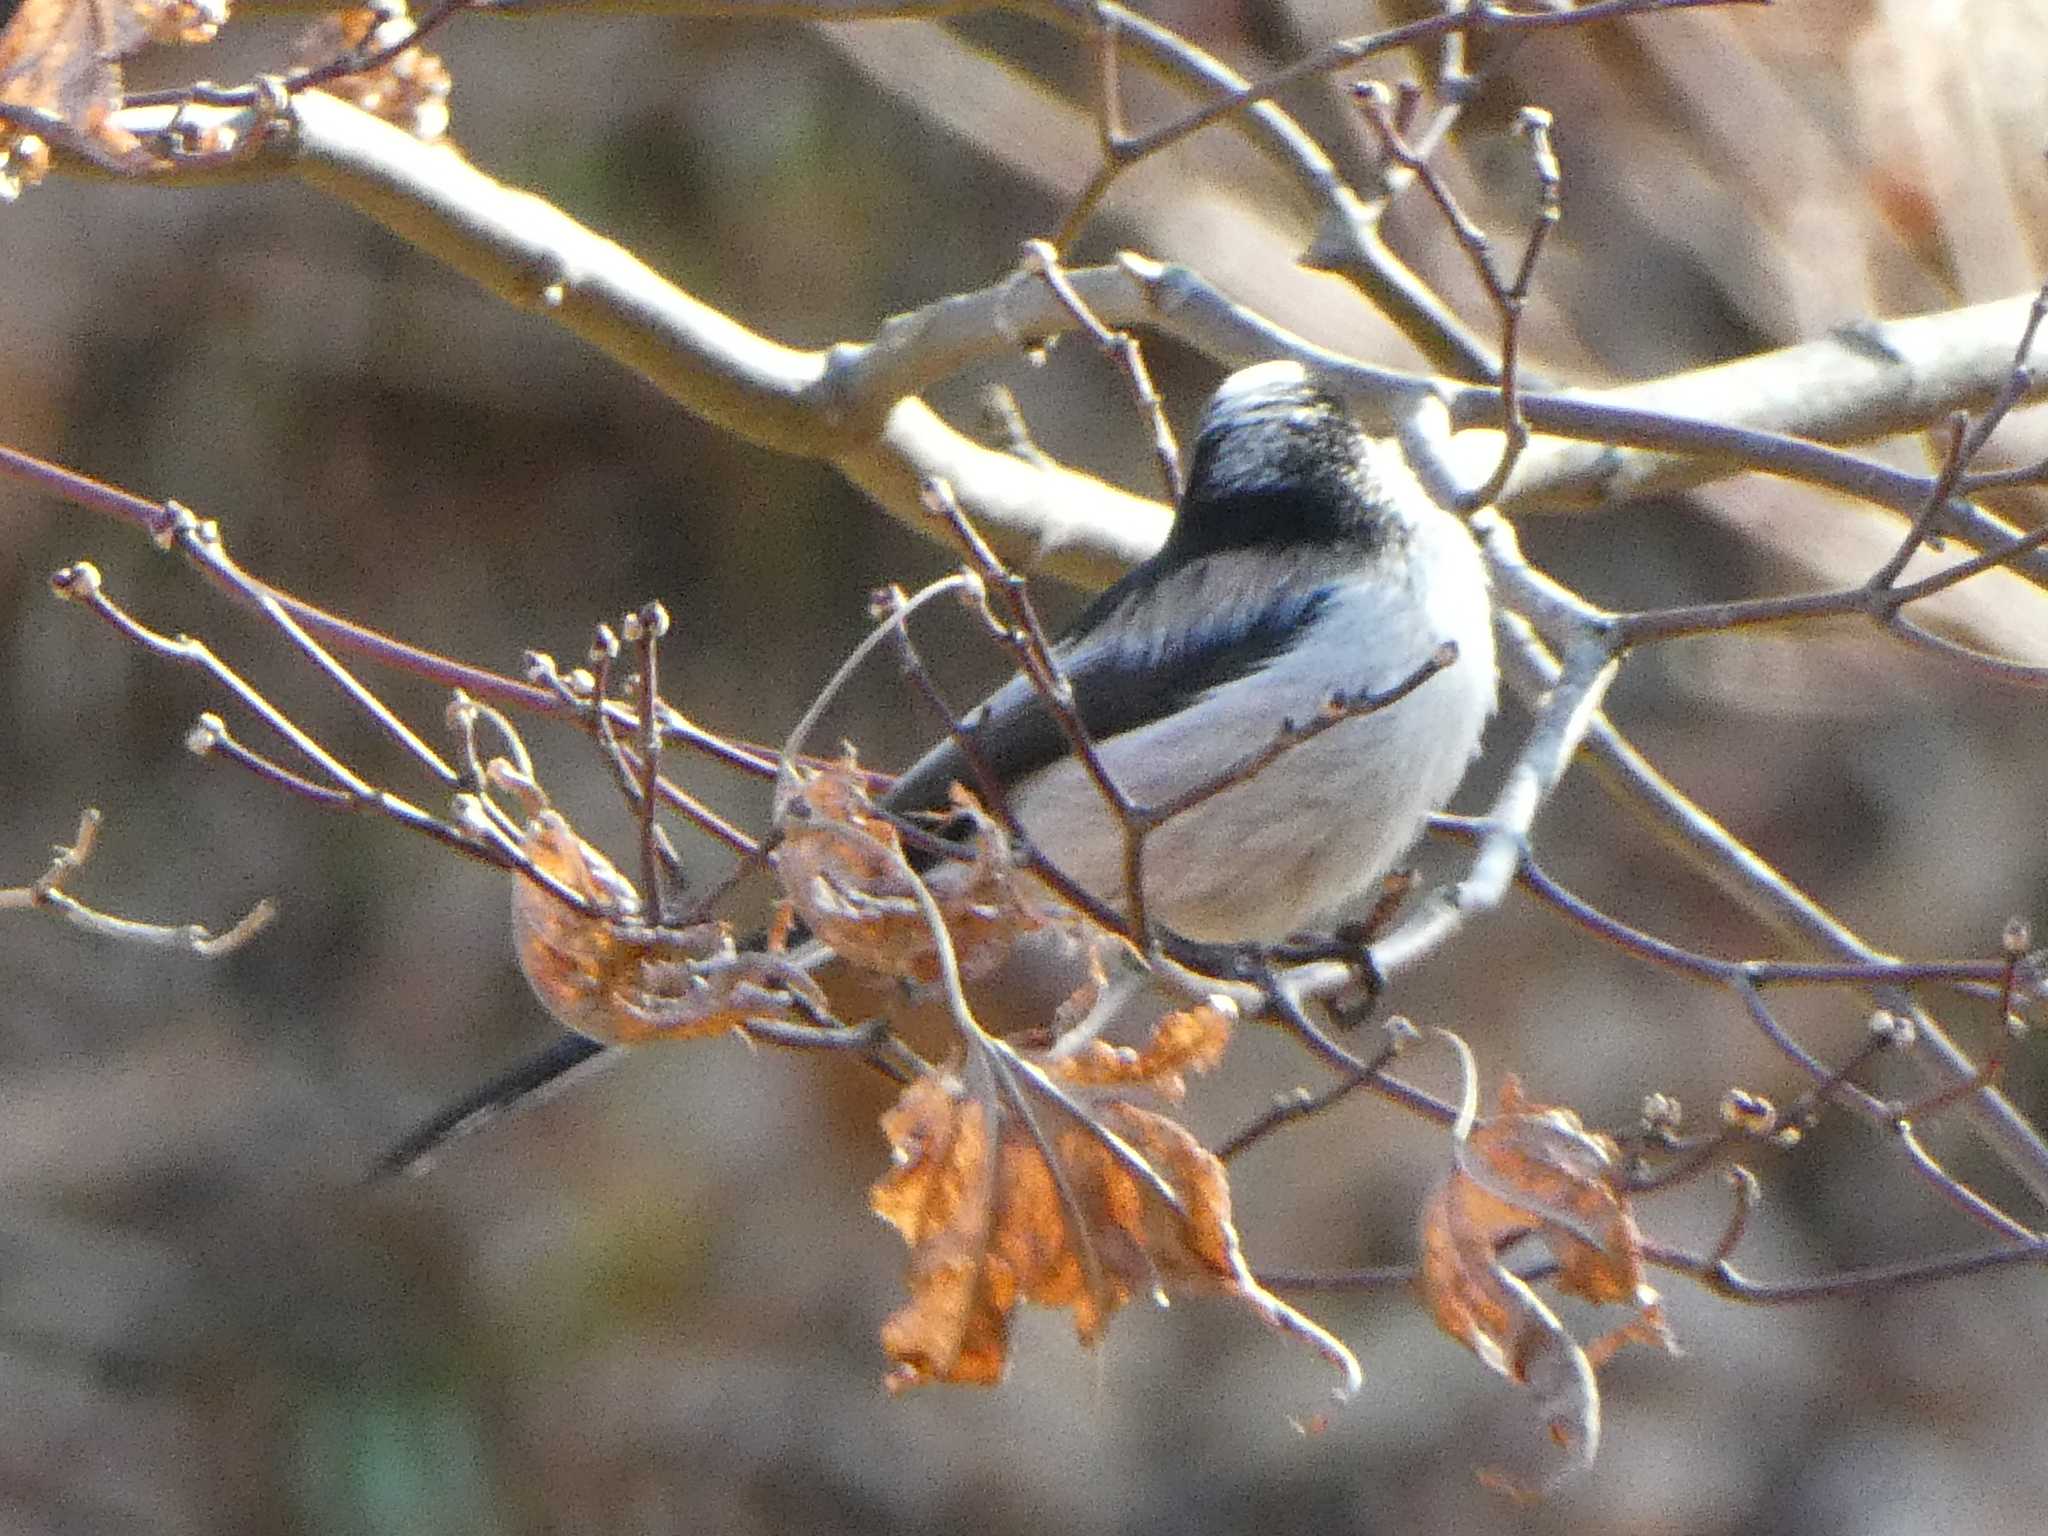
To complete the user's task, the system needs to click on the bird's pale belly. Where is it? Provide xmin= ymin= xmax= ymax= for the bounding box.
xmin=1008 ymin=631 xmax=1494 ymax=943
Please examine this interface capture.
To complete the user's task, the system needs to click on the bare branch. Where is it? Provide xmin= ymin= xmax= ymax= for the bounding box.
xmin=50 ymin=91 xmax=2048 ymax=604
xmin=1265 ymin=1234 xmax=2048 ymax=1306
xmin=0 ymin=443 xmax=783 ymax=789
xmin=1352 ymin=87 xmax=1561 ymax=508
xmin=1018 ymin=241 xmax=1181 ymax=502
xmin=1 ymin=809 xmax=276 ymax=956
xmin=1050 ymin=0 xmax=1752 ymax=255
xmin=1215 ymin=1016 xmax=1419 ymax=1163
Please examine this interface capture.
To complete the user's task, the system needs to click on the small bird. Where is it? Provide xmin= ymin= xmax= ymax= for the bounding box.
xmin=376 ymin=360 xmax=1497 ymax=1174
xmin=887 ymin=360 xmax=1497 ymax=944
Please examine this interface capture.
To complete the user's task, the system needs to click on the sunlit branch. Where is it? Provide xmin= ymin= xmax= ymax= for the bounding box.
xmin=53 ymin=92 xmax=2048 ymax=598
xmin=0 ymin=808 xmax=276 ymax=956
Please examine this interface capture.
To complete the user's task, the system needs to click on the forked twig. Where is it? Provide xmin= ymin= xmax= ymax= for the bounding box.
xmin=623 ymin=602 xmax=675 ymax=923
xmin=1051 ymin=0 xmax=1750 ymax=250
xmin=1018 ymin=241 xmax=1182 ymax=501
xmin=1 ymin=808 xmax=275 ymax=956
xmin=1353 ymin=88 xmax=1560 ymax=508
xmin=1216 ymin=1016 xmax=1419 ymax=1162
xmin=123 ymin=0 xmax=479 ymax=111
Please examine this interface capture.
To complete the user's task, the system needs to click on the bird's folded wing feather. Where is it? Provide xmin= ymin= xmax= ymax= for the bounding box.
xmin=884 ymin=550 xmax=1338 ymax=817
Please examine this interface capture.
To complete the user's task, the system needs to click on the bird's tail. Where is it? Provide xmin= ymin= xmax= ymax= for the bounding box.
xmin=369 ymin=1033 xmax=615 ymax=1181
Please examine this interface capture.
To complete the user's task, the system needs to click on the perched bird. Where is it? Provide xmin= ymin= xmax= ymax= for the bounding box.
xmin=376 ymin=360 xmax=1497 ymax=1174
xmin=886 ymin=359 xmax=1496 ymax=944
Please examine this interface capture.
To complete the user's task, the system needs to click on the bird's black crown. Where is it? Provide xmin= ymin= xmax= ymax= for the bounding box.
xmin=1171 ymin=361 xmax=1395 ymax=561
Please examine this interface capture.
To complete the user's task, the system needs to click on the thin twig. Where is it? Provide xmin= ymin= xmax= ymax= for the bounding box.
xmin=1352 ymin=89 xmax=1560 ymax=509
xmin=924 ymin=480 xmax=1160 ymax=940
xmin=0 ymin=808 xmax=275 ymax=956
xmin=3 ymin=446 xmax=785 ymax=785
xmin=624 ymin=602 xmax=674 ymax=924
xmin=1050 ymin=0 xmax=1750 ymax=249
xmin=1216 ymin=1016 xmax=1418 ymax=1161
xmin=124 ymin=0 xmax=480 ymax=110
xmin=1018 ymin=241 xmax=1182 ymax=501
xmin=1263 ymin=1232 xmax=2048 ymax=1304
xmin=1892 ymin=1120 xmax=2041 ymax=1244
xmin=1706 ymin=1166 xmax=1761 ymax=1265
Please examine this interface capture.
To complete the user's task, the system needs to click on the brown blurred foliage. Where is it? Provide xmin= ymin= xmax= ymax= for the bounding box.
xmin=2 ymin=2 xmax=2047 ymax=1534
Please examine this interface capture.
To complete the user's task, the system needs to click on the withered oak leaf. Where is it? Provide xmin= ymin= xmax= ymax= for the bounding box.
xmin=0 ymin=0 xmax=224 ymax=195
xmin=773 ymin=757 xmax=1052 ymax=985
xmin=1418 ymin=1074 xmax=1678 ymax=1499
xmin=871 ymin=1007 xmax=1360 ymax=1399
xmin=513 ymin=808 xmax=823 ymax=1045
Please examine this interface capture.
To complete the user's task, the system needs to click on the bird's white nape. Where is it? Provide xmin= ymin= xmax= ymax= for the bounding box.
xmin=1198 ymin=359 xmax=1317 ymax=434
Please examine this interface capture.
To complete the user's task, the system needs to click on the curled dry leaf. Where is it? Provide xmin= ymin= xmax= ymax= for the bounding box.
xmin=870 ymin=1006 xmax=1362 ymax=1399
xmin=1418 ymin=1074 xmax=1678 ymax=1499
xmin=290 ymin=2 xmax=451 ymax=144
xmin=514 ymin=809 xmax=824 ymax=1045
xmin=773 ymin=758 xmax=1050 ymax=984
xmin=1046 ymin=936 xmax=1113 ymax=1037
xmin=0 ymin=0 xmax=226 ymax=196
xmin=1053 ymin=998 xmax=1233 ymax=1101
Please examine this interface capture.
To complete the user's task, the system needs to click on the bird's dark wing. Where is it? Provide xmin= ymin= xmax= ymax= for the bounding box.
xmin=884 ymin=549 xmax=1336 ymax=817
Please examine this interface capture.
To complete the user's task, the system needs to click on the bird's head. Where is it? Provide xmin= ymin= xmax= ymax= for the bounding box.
xmin=1173 ymin=360 xmax=1409 ymax=559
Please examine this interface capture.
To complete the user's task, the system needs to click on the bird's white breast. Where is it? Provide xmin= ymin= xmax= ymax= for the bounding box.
xmin=1009 ymin=509 xmax=1495 ymax=943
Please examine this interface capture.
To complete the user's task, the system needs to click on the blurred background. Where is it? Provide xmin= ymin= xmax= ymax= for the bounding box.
xmin=4 ymin=0 xmax=2048 ymax=1531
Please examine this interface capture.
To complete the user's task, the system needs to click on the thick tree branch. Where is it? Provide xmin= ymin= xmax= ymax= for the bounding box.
xmin=85 ymin=94 xmax=2048 ymax=608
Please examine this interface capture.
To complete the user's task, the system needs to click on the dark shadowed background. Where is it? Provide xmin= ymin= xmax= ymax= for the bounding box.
xmin=3 ymin=1 xmax=2048 ymax=1532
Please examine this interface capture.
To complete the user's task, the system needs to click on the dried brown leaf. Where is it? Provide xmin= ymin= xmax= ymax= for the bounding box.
xmin=0 ymin=0 xmax=225 ymax=196
xmin=773 ymin=758 xmax=1049 ymax=984
xmin=871 ymin=1011 xmax=1357 ymax=1397
xmin=1047 ymin=939 xmax=1112 ymax=1036
xmin=1418 ymin=1074 xmax=1677 ymax=1499
xmin=1053 ymin=1000 xmax=1233 ymax=1101
xmin=290 ymin=3 xmax=450 ymax=144
xmin=514 ymin=809 xmax=822 ymax=1045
